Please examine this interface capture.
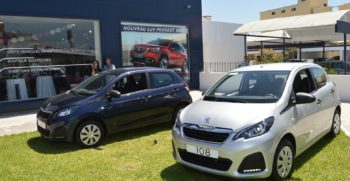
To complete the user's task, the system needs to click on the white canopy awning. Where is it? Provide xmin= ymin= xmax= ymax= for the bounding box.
xmin=246 ymin=30 xmax=290 ymax=42
xmin=235 ymin=10 xmax=350 ymax=42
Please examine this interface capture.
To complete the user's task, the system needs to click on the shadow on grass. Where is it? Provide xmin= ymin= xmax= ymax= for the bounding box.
xmin=27 ymin=122 xmax=172 ymax=154
xmin=161 ymin=135 xmax=335 ymax=181
xmin=290 ymin=135 xmax=334 ymax=180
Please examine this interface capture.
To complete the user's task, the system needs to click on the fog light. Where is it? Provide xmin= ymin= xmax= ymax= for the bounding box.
xmin=238 ymin=152 xmax=266 ymax=174
xmin=243 ymin=168 xmax=262 ymax=173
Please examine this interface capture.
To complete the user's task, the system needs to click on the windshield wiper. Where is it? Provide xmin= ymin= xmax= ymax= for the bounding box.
xmin=204 ymin=96 xmax=247 ymax=103
xmin=226 ymin=99 xmax=247 ymax=103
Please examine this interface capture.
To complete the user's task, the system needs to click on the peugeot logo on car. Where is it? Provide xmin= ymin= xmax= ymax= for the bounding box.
xmin=199 ymin=117 xmax=214 ymax=129
xmin=204 ymin=117 xmax=211 ymax=124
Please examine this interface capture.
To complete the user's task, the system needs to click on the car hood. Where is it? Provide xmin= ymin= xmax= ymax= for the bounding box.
xmin=180 ymin=100 xmax=276 ymax=132
xmin=42 ymin=91 xmax=89 ymax=112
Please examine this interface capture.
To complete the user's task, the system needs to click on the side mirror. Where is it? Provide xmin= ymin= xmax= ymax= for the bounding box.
xmin=170 ymin=47 xmax=177 ymax=52
xmin=295 ymin=92 xmax=316 ymax=104
xmin=106 ymin=90 xmax=121 ymax=100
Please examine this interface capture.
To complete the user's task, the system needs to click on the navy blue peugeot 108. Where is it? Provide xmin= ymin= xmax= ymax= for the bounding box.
xmin=37 ymin=67 xmax=192 ymax=147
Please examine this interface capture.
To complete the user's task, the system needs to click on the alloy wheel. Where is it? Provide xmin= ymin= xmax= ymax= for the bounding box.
xmin=80 ymin=124 xmax=101 ymax=146
xmin=333 ymin=112 xmax=341 ymax=135
xmin=160 ymin=58 xmax=168 ymax=69
xmin=277 ymin=146 xmax=293 ymax=178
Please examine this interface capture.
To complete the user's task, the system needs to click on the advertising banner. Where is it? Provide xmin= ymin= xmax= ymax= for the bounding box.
xmin=121 ymin=22 xmax=190 ymax=82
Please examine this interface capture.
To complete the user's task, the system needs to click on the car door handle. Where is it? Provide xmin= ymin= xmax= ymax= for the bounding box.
xmin=317 ymin=99 xmax=322 ymax=105
xmin=142 ymin=95 xmax=152 ymax=102
xmin=171 ymin=88 xmax=180 ymax=92
xmin=331 ymin=89 xmax=335 ymax=93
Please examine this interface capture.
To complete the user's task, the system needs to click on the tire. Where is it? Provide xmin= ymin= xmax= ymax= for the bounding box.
xmin=75 ymin=120 xmax=105 ymax=148
xmin=159 ymin=56 xmax=169 ymax=69
xmin=329 ymin=110 xmax=341 ymax=137
xmin=271 ymin=139 xmax=295 ymax=181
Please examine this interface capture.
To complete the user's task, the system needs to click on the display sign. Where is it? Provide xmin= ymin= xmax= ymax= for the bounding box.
xmin=121 ymin=22 xmax=190 ymax=82
xmin=121 ymin=24 xmax=188 ymax=33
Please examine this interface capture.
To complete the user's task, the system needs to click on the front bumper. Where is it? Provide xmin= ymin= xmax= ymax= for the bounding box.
xmin=131 ymin=57 xmax=156 ymax=66
xmin=37 ymin=116 xmax=74 ymax=142
xmin=172 ymin=127 xmax=277 ymax=179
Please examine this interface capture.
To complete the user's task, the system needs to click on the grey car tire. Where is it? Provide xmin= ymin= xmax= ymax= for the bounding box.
xmin=271 ymin=139 xmax=295 ymax=181
xmin=329 ymin=110 xmax=341 ymax=137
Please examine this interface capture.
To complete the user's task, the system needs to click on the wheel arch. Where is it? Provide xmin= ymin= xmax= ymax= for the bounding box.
xmin=336 ymin=105 xmax=341 ymax=115
xmin=159 ymin=53 xmax=169 ymax=60
xmin=279 ymin=133 xmax=296 ymax=153
xmin=73 ymin=114 xmax=108 ymax=138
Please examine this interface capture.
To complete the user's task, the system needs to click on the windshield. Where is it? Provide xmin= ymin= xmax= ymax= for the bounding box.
xmin=148 ymin=39 xmax=171 ymax=46
xmin=71 ymin=73 xmax=116 ymax=95
xmin=204 ymin=71 xmax=290 ymax=103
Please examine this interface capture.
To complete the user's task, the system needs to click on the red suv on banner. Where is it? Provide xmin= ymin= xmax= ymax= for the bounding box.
xmin=130 ymin=39 xmax=188 ymax=72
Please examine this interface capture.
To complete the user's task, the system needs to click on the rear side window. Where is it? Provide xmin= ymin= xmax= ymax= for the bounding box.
xmin=310 ymin=67 xmax=327 ymax=89
xmin=114 ymin=73 xmax=147 ymax=94
xmin=150 ymin=73 xmax=174 ymax=88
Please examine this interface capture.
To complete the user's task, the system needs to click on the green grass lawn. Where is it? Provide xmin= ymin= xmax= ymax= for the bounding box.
xmin=0 ymin=123 xmax=349 ymax=181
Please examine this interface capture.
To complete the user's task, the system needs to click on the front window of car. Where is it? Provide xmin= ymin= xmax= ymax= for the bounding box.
xmin=148 ymin=39 xmax=170 ymax=46
xmin=71 ymin=73 xmax=116 ymax=95
xmin=204 ymin=71 xmax=290 ymax=103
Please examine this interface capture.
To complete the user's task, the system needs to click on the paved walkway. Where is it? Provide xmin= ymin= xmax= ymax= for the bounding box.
xmin=341 ymin=103 xmax=350 ymax=137
xmin=0 ymin=111 xmax=37 ymax=136
xmin=0 ymin=91 xmax=349 ymax=137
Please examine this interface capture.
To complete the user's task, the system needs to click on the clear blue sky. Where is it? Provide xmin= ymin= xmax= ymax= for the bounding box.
xmin=202 ymin=0 xmax=350 ymax=24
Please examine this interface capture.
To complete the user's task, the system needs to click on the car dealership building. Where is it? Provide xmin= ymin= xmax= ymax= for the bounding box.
xmin=0 ymin=0 xmax=203 ymax=113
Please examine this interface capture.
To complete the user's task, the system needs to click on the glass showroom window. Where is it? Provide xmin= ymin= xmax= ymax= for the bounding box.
xmin=0 ymin=16 xmax=101 ymax=102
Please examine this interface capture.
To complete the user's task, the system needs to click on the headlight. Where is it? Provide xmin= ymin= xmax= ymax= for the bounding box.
xmin=233 ymin=117 xmax=274 ymax=140
xmin=174 ymin=114 xmax=181 ymax=129
xmin=151 ymin=47 xmax=160 ymax=53
xmin=174 ymin=110 xmax=184 ymax=131
xmin=57 ymin=107 xmax=76 ymax=117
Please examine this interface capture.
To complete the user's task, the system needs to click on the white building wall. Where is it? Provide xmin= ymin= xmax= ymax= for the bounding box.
xmin=202 ymin=21 xmax=244 ymax=63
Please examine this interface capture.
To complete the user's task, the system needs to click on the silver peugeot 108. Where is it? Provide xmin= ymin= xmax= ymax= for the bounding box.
xmin=172 ymin=63 xmax=341 ymax=180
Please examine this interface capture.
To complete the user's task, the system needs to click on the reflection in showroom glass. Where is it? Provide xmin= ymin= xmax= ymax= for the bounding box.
xmin=0 ymin=16 xmax=101 ymax=102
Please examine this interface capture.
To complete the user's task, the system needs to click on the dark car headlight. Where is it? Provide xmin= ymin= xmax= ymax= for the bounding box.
xmin=151 ymin=47 xmax=160 ymax=53
xmin=233 ymin=117 xmax=274 ymax=140
xmin=56 ymin=106 xmax=78 ymax=117
xmin=174 ymin=115 xmax=181 ymax=130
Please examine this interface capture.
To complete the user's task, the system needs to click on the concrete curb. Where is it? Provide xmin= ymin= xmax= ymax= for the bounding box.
xmin=341 ymin=126 xmax=350 ymax=137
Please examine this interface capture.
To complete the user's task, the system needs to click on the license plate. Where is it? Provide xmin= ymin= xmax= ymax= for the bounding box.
xmin=133 ymin=53 xmax=144 ymax=59
xmin=186 ymin=144 xmax=219 ymax=159
xmin=37 ymin=119 xmax=46 ymax=129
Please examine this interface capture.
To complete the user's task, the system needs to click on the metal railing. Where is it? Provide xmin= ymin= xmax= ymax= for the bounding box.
xmin=203 ymin=61 xmax=244 ymax=73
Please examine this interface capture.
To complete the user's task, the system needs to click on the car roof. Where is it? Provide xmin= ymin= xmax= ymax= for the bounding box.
xmin=232 ymin=63 xmax=318 ymax=72
xmin=101 ymin=67 xmax=172 ymax=75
